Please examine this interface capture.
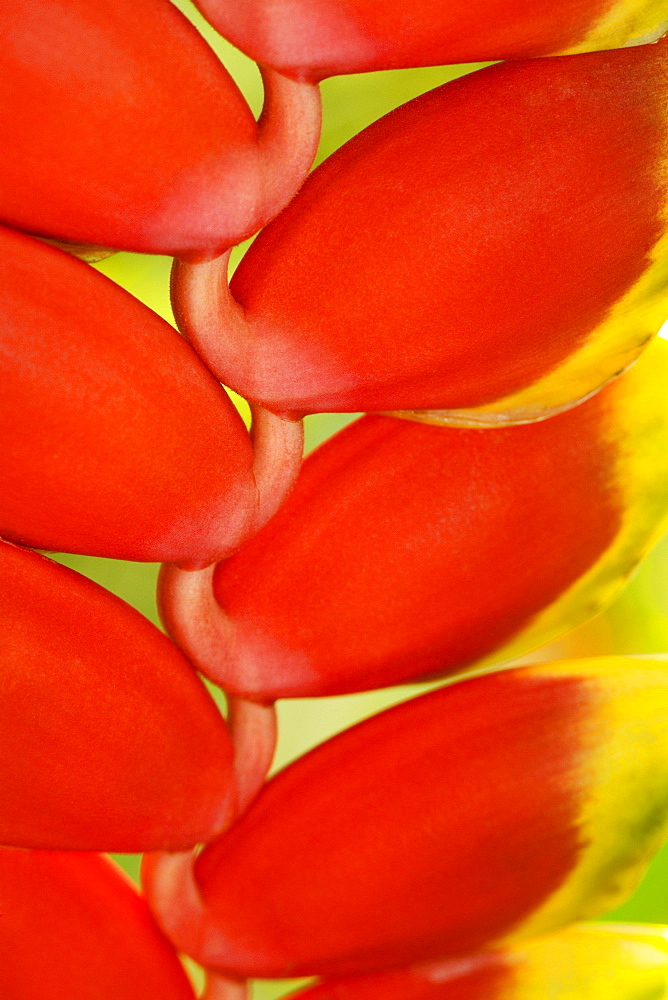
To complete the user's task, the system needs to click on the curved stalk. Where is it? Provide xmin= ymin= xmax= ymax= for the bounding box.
xmin=142 ymin=850 xmax=241 ymax=971
xmin=256 ymin=66 xmax=322 ymax=224
xmin=227 ymin=696 xmax=278 ymax=814
xmin=171 ymin=250 xmax=248 ymax=383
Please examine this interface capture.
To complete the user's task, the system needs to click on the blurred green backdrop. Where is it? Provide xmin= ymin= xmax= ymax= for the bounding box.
xmin=50 ymin=5 xmax=668 ymax=996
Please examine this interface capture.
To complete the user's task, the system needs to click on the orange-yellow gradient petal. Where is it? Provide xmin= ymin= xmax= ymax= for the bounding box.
xmin=505 ymin=657 xmax=668 ymax=945
xmin=145 ymin=658 xmax=668 ymax=980
xmin=288 ymin=924 xmax=668 ymax=999
xmin=566 ymin=0 xmax=668 ymax=53
xmin=487 ymin=336 xmax=668 ymax=672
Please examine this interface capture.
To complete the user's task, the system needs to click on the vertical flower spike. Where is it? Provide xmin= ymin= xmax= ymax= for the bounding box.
xmin=143 ymin=658 xmax=668 ymax=979
xmin=0 ymin=0 xmax=320 ymax=259
xmin=0 ymin=227 xmax=302 ymax=565
xmin=175 ymin=39 xmax=668 ymax=424
xmin=159 ymin=338 xmax=668 ymax=699
xmin=190 ymin=0 xmax=668 ymax=78
xmin=286 ymin=924 xmax=668 ymax=999
xmin=0 ymin=849 xmax=196 ymax=1000
xmin=0 ymin=539 xmax=237 ymax=852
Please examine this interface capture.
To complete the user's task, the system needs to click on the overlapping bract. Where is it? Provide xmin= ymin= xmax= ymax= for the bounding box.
xmin=0 ymin=539 xmax=235 ymax=851
xmin=0 ymin=225 xmax=289 ymax=565
xmin=0 ymin=849 xmax=196 ymax=1000
xmin=144 ymin=656 xmax=668 ymax=980
xmin=176 ymin=39 xmax=668 ymax=424
xmin=0 ymin=0 xmax=319 ymax=259
xmin=191 ymin=0 xmax=668 ymax=79
xmin=3 ymin=1 xmax=668 ymax=996
xmin=288 ymin=924 xmax=668 ymax=999
xmin=160 ymin=339 xmax=668 ymax=699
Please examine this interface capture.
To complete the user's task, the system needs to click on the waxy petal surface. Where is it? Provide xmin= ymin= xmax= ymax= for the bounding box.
xmin=192 ymin=0 xmax=668 ymax=79
xmin=0 ymin=849 xmax=196 ymax=1000
xmin=214 ymin=43 xmax=668 ymax=420
xmin=289 ymin=924 xmax=668 ymax=999
xmin=151 ymin=658 xmax=668 ymax=979
xmin=0 ymin=0 xmax=319 ymax=259
xmin=165 ymin=339 xmax=668 ymax=698
xmin=0 ymin=227 xmax=263 ymax=564
xmin=0 ymin=540 xmax=235 ymax=851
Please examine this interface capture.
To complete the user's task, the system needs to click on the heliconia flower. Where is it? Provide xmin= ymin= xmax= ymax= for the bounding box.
xmin=190 ymin=0 xmax=668 ymax=79
xmin=0 ymin=0 xmax=321 ymax=261
xmin=159 ymin=338 xmax=668 ymax=700
xmin=0 ymin=848 xmax=196 ymax=1000
xmin=143 ymin=656 xmax=668 ymax=980
xmin=0 ymin=226 xmax=302 ymax=566
xmin=285 ymin=923 xmax=668 ymax=1000
xmin=0 ymin=538 xmax=239 ymax=852
xmin=174 ymin=39 xmax=668 ymax=425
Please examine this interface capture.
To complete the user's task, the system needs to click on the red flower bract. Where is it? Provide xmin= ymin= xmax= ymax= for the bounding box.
xmin=159 ymin=339 xmax=668 ymax=699
xmin=191 ymin=0 xmax=668 ymax=79
xmin=174 ymin=39 xmax=668 ymax=423
xmin=0 ymin=539 xmax=236 ymax=852
xmin=0 ymin=0 xmax=320 ymax=259
xmin=143 ymin=657 xmax=668 ymax=980
xmin=0 ymin=848 xmax=197 ymax=1000
xmin=0 ymin=225 xmax=305 ymax=566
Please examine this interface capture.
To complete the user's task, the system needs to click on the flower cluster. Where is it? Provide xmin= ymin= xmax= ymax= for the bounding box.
xmin=3 ymin=1 xmax=668 ymax=998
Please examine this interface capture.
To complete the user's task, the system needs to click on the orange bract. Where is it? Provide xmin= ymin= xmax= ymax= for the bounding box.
xmin=159 ymin=340 xmax=668 ymax=699
xmin=0 ymin=540 xmax=235 ymax=852
xmin=144 ymin=657 xmax=668 ymax=980
xmin=176 ymin=41 xmax=668 ymax=423
xmin=0 ymin=849 xmax=197 ymax=1000
xmin=0 ymin=226 xmax=280 ymax=565
xmin=192 ymin=0 xmax=668 ymax=79
xmin=0 ymin=0 xmax=319 ymax=259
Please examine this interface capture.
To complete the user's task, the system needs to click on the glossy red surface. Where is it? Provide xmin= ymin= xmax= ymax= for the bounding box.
xmin=212 ymin=399 xmax=619 ymax=697
xmin=0 ymin=850 xmax=196 ymax=999
xmin=0 ymin=226 xmax=257 ymax=563
xmin=0 ymin=540 xmax=235 ymax=851
xmin=229 ymin=44 xmax=667 ymax=413
xmin=193 ymin=671 xmax=588 ymax=978
xmin=193 ymin=0 xmax=630 ymax=79
xmin=287 ymin=958 xmax=510 ymax=1000
xmin=0 ymin=0 xmax=259 ymax=257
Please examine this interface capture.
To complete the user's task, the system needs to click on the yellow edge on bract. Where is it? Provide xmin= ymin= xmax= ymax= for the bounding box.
xmin=38 ymin=236 xmax=118 ymax=263
xmin=495 ymin=922 xmax=668 ymax=998
xmin=499 ymin=657 xmax=668 ymax=949
xmin=474 ymin=337 xmax=668 ymax=673
xmin=563 ymin=0 xmax=668 ymax=54
xmin=390 ymin=157 xmax=668 ymax=430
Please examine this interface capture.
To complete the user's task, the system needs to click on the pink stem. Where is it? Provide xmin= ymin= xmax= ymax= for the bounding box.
xmin=249 ymin=401 xmax=303 ymax=526
xmin=142 ymin=851 xmax=246 ymax=972
xmin=158 ymin=562 xmax=234 ymax=689
xmin=227 ymin=696 xmax=277 ymax=814
xmin=158 ymin=563 xmax=280 ymax=730
xmin=171 ymin=254 xmax=304 ymax=518
xmin=256 ymin=66 xmax=322 ymax=225
xmin=141 ymin=850 xmax=206 ymax=962
xmin=171 ymin=64 xmax=321 ymax=378
xmin=141 ymin=703 xmax=275 ymax=982
xmin=159 ymin=398 xmax=302 ymax=671
xmin=171 ymin=250 xmax=248 ymax=386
